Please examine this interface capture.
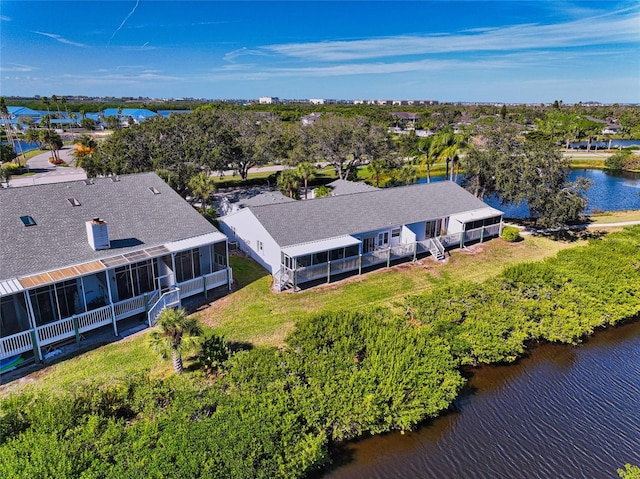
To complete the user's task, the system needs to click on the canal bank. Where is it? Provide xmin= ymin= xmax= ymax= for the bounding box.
xmin=325 ymin=318 xmax=640 ymax=479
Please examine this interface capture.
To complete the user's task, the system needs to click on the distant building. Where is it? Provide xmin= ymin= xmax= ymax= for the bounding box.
xmin=309 ymin=99 xmax=325 ymax=105
xmin=259 ymin=96 xmax=279 ymax=104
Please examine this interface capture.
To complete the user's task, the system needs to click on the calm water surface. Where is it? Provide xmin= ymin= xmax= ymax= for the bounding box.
xmin=422 ymin=169 xmax=640 ymax=218
xmin=325 ymin=320 xmax=640 ymax=479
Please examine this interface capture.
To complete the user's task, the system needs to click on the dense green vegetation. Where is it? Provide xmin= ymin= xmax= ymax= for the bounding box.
xmin=2 ymin=227 xmax=640 ymax=478
xmin=605 ymin=149 xmax=640 ymax=172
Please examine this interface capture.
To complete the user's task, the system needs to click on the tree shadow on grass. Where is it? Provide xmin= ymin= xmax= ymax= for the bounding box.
xmin=534 ymin=228 xmax=607 ymax=243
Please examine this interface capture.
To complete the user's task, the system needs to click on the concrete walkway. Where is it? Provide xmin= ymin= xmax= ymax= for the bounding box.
xmin=509 ymin=220 xmax=640 ymax=235
xmin=8 ymin=145 xmax=87 ymax=187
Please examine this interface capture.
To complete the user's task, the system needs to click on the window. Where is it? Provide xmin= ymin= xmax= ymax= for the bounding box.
xmin=296 ymin=255 xmax=312 ymax=268
xmin=312 ymin=251 xmax=328 ymax=264
xmin=329 ymin=248 xmax=345 ymax=261
xmin=391 ymin=228 xmax=401 ymax=238
xmin=174 ymin=249 xmax=201 ymax=283
xmin=345 ymin=244 xmax=360 ymax=258
xmin=115 ymin=259 xmax=157 ymax=299
xmin=20 ymin=215 xmax=36 ymax=226
xmin=257 ymin=240 xmax=264 ymax=255
xmin=29 ymin=280 xmax=81 ymax=326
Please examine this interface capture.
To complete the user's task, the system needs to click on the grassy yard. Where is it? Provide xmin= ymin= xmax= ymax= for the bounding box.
xmin=588 ymin=210 xmax=640 ymax=224
xmin=0 ymin=233 xmax=583 ymax=398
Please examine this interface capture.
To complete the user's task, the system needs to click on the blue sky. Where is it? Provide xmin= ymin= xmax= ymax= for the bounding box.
xmin=1 ymin=1 xmax=639 ymax=103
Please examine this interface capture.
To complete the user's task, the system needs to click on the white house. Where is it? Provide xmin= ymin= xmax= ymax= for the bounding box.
xmin=259 ymin=97 xmax=279 ymax=104
xmin=0 ymin=173 xmax=232 ymax=364
xmin=219 ymin=181 xmax=503 ymax=291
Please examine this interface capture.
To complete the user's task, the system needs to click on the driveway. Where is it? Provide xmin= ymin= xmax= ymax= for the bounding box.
xmin=8 ymin=145 xmax=87 ymax=187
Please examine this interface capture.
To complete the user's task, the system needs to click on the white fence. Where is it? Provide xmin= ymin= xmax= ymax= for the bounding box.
xmin=1 ymin=330 xmax=33 ymax=359
xmin=177 ymin=269 xmax=230 ymax=299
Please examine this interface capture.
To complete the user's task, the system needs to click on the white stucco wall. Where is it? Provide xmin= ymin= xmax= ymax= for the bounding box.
xmin=219 ymin=210 xmax=282 ymax=274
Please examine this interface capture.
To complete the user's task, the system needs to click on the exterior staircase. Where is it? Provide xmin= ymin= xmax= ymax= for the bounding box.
xmin=430 ymin=237 xmax=446 ymax=261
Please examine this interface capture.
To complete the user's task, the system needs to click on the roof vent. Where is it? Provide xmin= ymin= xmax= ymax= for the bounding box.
xmin=86 ymin=218 xmax=110 ymax=250
xmin=148 ymin=186 xmax=161 ymax=195
xmin=84 ymin=179 xmax=94 ymax=186
xmin=111 ymin=175 xmax=120 ymax=182
xmin=67 ymin=198 xmax=81 ymax=206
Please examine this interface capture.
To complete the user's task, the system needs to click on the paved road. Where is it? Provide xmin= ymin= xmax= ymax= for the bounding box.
xmin=8 ymin=145 xmax=87 ymax=187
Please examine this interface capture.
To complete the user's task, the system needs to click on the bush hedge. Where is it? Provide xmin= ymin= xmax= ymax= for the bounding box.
xmin=501 ymin=225 xmax=522 ymax=242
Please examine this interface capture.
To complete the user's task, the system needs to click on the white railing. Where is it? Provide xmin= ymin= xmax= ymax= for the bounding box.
xmin=147 ymin=288 xmax=181 ymax=327
xmin=439 ymin=232 xmax=462 ymax=248
xmin=390 ymin=244 xmax=414 ymax=259
xmin=416 ymin=239 xmax=434 ymax=254
xmin=296 ymin=263 xmax=329 ymax=283
xmin=204 ymin=269 xmax=228 ymax=289
xmin=177 ymin=276 xmax=203 ymax=298
xmin=484 ymin=224 xmax=501 ymax=237
xmin=113 ymin=294 xmax=147 ymax=320
xmin=464 ymin=228 xmax=483 ymax=243
xmin=77 ymin=305 xmax=113 ymax=334
xmin=36 ymin=317 xmax=75 ymax=347
xmin=361 ymin=251 xmax=388 ymax=268
xmin=1 ymin=330 xmax=33 ymax=359
xmin=329 ymin=257 xmax=360 ymax=275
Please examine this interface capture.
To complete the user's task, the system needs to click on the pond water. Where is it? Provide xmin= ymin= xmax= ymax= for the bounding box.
xmin=421 ymin=169 xmax=640 ymax=218
xmin=325 ymin=320 xmax=640 ymax=479
xmin=9 ymin=140 xmax=41 ymax=153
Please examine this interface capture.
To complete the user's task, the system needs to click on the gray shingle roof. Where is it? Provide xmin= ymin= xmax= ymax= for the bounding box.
xmin=249 ymin=181 xmax=496 ymax=247
xmin=0 ymin=172 xmax=220 ymax=281
xmin=326 ymin=179 xmax=379 ymax=196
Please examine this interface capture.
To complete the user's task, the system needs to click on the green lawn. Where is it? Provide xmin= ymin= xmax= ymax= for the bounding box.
xmin=197 ymin=235 xmax=578 ymax=346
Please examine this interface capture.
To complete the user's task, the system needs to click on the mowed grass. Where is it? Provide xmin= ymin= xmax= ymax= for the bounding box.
xmin=198 ymin=235 xmax=579 ymax=347
xmin=588 ymin=210 xmax=640 ymax=224
xmin=0 ymin=234 xmax=583 ymax=397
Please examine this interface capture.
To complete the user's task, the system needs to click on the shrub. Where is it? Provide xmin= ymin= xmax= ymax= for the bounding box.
xmin=501 ymin=226 xmax=522 ymax=242
xmin=199 ymin=334 xmax=229 ymax=375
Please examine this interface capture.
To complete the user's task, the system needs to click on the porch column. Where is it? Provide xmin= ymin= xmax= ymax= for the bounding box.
xmin=24 ymin=291 xmax=42 ymax=363
xmin=171 ymin=254 xmax=177 ymax=288
xmin=387 ymin=248 xmax=391 ymax=268
xmin=413 ymin=241 xmax=417 ymax=262
xmin=327 ymin=261 xmax=331 ymax=283
xmin=480 ymin=224 xmax=485 ymax=243
xmin=358 ymin=254 xmax=362 ymax=275
xmin=293 ymin=265 xmax=297 ymax=292
xmin=460 ymin=224 xmax=466 ymax=249
xmin=105 ymin=275 xmax=118 ymax=336
xmin=226 ymin=241 xmax=232 ymax=291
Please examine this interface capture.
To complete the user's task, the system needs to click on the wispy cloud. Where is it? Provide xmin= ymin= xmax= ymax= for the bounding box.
xmin=0 ymin=63 xmax=36 ymax=73
xmin=33 ymin=31 xmax=87 ymax=48
xmin=258 ymin=8 xmax=640 ymax=62
xmin=107 ymin=0 xmax=140 ymax=47
xmin=1 ymin=15 xmax=11 ymax=22
xmin=224 ymin=47 xmax=271 ymax=63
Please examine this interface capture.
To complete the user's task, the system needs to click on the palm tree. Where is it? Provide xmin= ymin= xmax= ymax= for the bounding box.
xmin=148 ymin=308 xmax=203 ymax=374
xmin=295 ymin=161 xmax=316 ymax=199
xmin=367 ymin=158 xmax=388 ymax=187
xmin=277 ymin=169 xmax=300 ymax=198
xmin=51 ymin=94 xmax=62 ymax=119
xmin=188 ymin=172 xmax=217 ymax=212
xmin=433 ymin=127 xmax=469 ymax=181
xmin=396 ymin=164 xmax=418 ymax=185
